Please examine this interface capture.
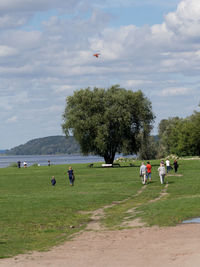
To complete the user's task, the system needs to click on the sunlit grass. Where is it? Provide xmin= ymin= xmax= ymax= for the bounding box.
xmin=0 ymin=158 xmax=199 ymax=258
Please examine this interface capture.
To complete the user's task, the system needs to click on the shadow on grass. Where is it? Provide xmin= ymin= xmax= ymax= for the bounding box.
xmin=88 ymin=165 xmax=141 ymax=168
xmin=166 ymin=181 xmax=175 ymax=184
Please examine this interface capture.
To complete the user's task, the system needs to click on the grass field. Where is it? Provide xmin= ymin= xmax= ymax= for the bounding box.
xmin=0 ymin=158 xmax=200 ymax=258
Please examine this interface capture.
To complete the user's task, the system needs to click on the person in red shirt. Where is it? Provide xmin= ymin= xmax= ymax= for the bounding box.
xmin=146 ymin=161 xmax=152 ymax=182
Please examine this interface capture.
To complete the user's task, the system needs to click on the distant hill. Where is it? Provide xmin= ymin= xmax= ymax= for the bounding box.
xmin=5 ymin=136 xmax=80 ymax=155
xmin=0 ymin=150 xmax=6 ymax=154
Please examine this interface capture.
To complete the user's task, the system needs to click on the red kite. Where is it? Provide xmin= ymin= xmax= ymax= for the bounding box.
xmin=93 ymin=53 xmax=100 ymax=58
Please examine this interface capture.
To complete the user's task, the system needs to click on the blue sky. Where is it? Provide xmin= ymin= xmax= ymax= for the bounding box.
xmin=0 ymin=0 xmax=200 ymax=149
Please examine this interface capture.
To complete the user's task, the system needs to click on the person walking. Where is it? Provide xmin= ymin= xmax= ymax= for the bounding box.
xmin=23 ymin=161 xmax=27 ymax=168
xmin=158 ymin=163 xmax=166 ymax=184
xmin=140 ymin=162 xmax=147 ymax=185
xmin=67 ymin=166 xmax=75 ymax=186
xmin=51 ymin=176 xmax=56 ymax=186
xmin=173 ymin=159 xmax=179 ymax=173
xmin=146 ymin=161 xmax=152 ymax=182
xmin=165 ymin=158 xmax=171 ymax=174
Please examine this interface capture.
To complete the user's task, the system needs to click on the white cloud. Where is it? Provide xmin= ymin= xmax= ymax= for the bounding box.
xmin=0 ymin=0 xmax=82 ymax=29
xmin=6 ymin=115 xmax=18 ymax=123
xmin=125 ymin=79 xmax=153 ymax=88
xmin=55 ymin=85 xmax=75 ymax=93
xmin=161 ymin=87 xmax=193 ymax=96
xmin=0 ymin=0 xmax=80 ymax=13
xmin=95 ymin=0 xmax=180 ymax=9
xmin=0 ymin=45 xmax=17 ymax=57
xmin=0 ymin=14 xmax=28 ymax=29
xmin=164 ymin=0 xmax=200 ymax=38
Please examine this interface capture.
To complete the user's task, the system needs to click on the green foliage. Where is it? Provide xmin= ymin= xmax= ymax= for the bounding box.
xmin=9 ymin=162 xmax=18 ymax=167
xmin=158 ymin=108 xmax=200 ymax=157
xmin=138 ymin=135 xmax=159 ymax=160
xmin=6 ymin=136 xmax=80 ymax=155
xmin=31 ymin=163 xmax=39 ymax=167
xmin=62 ymin=85 xmax=155 ymax=164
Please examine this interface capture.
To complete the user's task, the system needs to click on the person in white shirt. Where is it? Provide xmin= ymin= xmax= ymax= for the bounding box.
xmin=165 ymin=159 xmax=170 ymax=173
xmin=140 ymin=162 xmax=147 ymax=185
xmin=23 ymin=161 xmax=27 ymax=168
xmin=158 ymin=163 xmax=166 ymax=184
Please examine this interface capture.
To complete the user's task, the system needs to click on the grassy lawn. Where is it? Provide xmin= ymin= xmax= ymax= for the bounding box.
xmin=0 ymin=158 xmax=200 ymax=258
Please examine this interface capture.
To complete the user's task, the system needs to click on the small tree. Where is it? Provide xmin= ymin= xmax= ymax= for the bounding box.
xmin=62 ymin=85 xmax=155 ymax=164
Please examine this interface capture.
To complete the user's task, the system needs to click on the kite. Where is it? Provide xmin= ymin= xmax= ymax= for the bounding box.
xmin=93 ymin=53 xmax=101 ymax=58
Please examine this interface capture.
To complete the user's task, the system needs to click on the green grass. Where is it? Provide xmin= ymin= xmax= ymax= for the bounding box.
xmin=0 ymin=158 xmax=200 ymax=258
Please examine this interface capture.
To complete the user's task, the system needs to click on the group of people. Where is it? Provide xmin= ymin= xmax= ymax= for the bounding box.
xmin=140 ymin=161 xmax=152 ymax=185
xmin=140 ymin=158 xmax=179 ymax=185
xmin=17 ymin=161 xmax=27 ymax=168
xmin=51 ymin=166 xmax=75 ymax=187
xmin=165 ymin=158 xmax=178 ymax=173
xmin=17 ymin=159 xmax=75 ymax=187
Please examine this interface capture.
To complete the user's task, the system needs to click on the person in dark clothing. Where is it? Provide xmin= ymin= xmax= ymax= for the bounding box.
xmin=17 ymin=161 xmax=21 ymax=168
xmin=51 ymin=176 xmax=56 ymax=186
xmin=67 ymin=166 xmax=75 ymax=186
xmin=48 ymin=160 xmax=50 ymax=166
xmin=173 ymin=160 xmax=179 ymax=173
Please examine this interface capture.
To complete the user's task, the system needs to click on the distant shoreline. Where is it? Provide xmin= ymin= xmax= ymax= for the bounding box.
xmin=0 ymin=154 xmax=105 ymax=168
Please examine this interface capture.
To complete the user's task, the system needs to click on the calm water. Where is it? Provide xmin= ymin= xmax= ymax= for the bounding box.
xmin=0 ymin=154 xmax=105 ymax=168
xmin=182 ymin=218 xmax=200 ymax=224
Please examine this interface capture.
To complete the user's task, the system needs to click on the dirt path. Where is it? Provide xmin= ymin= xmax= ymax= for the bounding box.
xmin=1 ymin=224 xmax=200 ymax=267
xmin=1 ymin=185 xmax=200 ymax=267
xmin=86 ymin=183 xmax=147 ymax=231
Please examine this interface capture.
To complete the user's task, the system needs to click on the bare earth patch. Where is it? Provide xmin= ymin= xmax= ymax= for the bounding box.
xmin=122 ymin=183 xmax=169 ymax=227
xmin=86 ymin=185 xmax=147 ymax=231
xmin=167 ymin=174 xmax=183 ymax=177
xmin=181 ymin=157 xmax=200 ymax=160
xmin=1 ymin=225 xmax=200 ymax=267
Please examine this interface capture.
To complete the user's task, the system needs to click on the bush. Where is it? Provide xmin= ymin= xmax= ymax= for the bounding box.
xmin=31 ymin=163 xmax=39 ymax=167
xmin=9 ymin=162 xmax=18 ymax=168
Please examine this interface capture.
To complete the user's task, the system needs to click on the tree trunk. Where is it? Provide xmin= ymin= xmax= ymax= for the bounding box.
xmin=104 ymin=152 xmax=115 ymax=164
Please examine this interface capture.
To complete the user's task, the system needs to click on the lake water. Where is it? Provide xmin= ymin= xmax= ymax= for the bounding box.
xmin=182 ymin=217 xmax=200 ymax=224
xmin=0 ymin=154 xmax=106 ymax=168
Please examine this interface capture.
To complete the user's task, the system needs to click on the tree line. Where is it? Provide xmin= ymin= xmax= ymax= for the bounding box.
xmin=158 ymin=109 xmax=200 ymax=157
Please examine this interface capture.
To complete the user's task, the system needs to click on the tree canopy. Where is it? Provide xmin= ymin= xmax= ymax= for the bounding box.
xmin=62 ymin=85 xmax=155 ymax=164
xmin=158 ymin=107 xmax=200 ymax=157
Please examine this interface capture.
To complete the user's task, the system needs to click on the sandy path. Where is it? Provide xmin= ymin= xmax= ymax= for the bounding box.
xmin=1 ymin=224 xmax=200 ymax=267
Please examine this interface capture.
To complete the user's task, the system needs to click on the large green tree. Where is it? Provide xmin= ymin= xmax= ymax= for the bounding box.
xmin=62 ymin=85 xmax=155 ymax=164
xmin=158 ymin=107 xmax=200 ymax=157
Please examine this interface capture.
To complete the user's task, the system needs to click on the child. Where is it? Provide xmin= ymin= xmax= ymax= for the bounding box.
xmin=67 ymin=166 xmax=75 ymax=186
xmin=51 ymin=176 xmax=56 ymax=186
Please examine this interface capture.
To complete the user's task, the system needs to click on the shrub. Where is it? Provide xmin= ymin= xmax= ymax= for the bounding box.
xmin=9 ymin=162 xmax=18 ymax=167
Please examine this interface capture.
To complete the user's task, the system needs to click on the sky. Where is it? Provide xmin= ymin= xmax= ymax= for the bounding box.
xmin=1 ymin=0 xmax=200 ymax=149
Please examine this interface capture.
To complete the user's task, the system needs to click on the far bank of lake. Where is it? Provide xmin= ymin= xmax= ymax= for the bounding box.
xmin=0 ymin=154 xmax=106 ymax=168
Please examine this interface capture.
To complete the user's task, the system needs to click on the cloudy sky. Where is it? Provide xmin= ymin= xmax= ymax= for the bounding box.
xmin=1 ymin=0 xmax=200 ymax=149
